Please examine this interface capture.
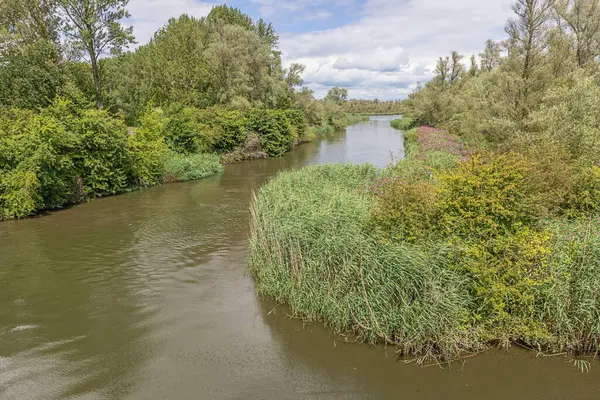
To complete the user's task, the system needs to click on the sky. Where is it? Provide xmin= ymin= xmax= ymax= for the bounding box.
xmin=125 ymin=0 xmax=514 ymax=100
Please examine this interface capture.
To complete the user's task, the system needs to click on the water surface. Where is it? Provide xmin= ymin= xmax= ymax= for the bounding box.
xmin=1 ymin=116 xmax=599 ymax=399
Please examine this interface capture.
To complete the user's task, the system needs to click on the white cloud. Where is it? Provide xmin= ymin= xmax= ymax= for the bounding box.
xmin=126 ymin=0 xmax=216 ymax=45
xmin=304 ymin=10 xmax=333 ymax=21
xmin=278 ymin=0 xmax=514 ymax=99
xmin=332 ymin=47 xmax=409 ymax=72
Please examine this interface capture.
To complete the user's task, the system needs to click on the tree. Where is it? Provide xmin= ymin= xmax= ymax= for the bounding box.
xmin=504 ymin=0 xmax=553 ymax=119
xmin=57 ymin=0 xmax=135 ymax=108
xmin=0 ymin=0 xmax=64 ymax=108
xmin=505 ymin=0 xmax=552 ymax=82
xmin=324 ymin=87 xmax=348 ymax=104
xmin=554 ymin=0 xmax=600 ymax=67
xmin=469 ymin=55 xmax=479 ymax=76
xmin=284 ymin=63 xmax=305 ymax=89
xmin=480 ymin=39 xmax=502 ymax=72
xmin=449 ymin=51 xmax=465 ymax=83
xmin=434 ymin=56 xmax=450 ymax=84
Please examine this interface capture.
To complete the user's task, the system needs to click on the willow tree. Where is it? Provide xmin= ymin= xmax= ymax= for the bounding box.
xmin=57 ymin=0 xmax=135 ymax=108
xmin=504 ymin=0 xmax=553 ymax=119
xmin=480 ymin=40 xmax=502 ymax=72
xmin=554 ymin=0 xmax=600 ymax=67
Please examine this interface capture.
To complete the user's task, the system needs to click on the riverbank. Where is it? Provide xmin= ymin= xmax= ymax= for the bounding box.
xmin=249 ymin=122 xmax=600 ymax=363
xmin=0 ymin=101 xmax=365 ymax=220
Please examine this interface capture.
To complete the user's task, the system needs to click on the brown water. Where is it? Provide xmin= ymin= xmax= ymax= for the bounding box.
xmin=1 ymin=116 xmax=599 ymax=400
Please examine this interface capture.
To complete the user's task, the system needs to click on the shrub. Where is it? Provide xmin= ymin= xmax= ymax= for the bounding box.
xmin=164 ymin=107 xmax=203 ymax=154
xmin=283 ymin=109 xmax=309 ymax=144
xmin=565 ymin=164 xmax=600 ymax=217
xmin=0 ymin=104 xmax=79 ymax=218
xmin=199 ymin=108 xmax=247 ymax=153
xmin=128 ymin=108 xmax=169 ymax=187
xmin=438 ymin=152 xmax=542 ymax=238
xmin=457 ymin=228 xmax=554 ymax=344
xmin=163 ymin=152 xmax=223 ymax=182
xmin=369 ymin=177 xmax=439 ymax=243
xmin=246 ymin=109 xmax=294 ymax=156
xmin=69 ymin=109 xmax=131 ymax=196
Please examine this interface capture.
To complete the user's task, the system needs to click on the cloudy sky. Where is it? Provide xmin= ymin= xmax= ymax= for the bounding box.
xmin=125 ymin=0 xmax=514 ymax=99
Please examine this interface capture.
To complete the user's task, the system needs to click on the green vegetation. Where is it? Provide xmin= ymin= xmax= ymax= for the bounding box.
xmin=390 ymin=118 xmax=416 ymax=131
xmin=163 ymin=153 xmax=223 ymax=183
xmin=250 ymin=0 xmax=600 ymax=360
xmin=250 ymin=125 xmax=600 ymax=362
xmin=0 ymin=2 xmax=366 ymax=220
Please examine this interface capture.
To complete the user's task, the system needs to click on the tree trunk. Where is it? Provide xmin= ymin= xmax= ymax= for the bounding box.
xmin=90 ymin=50 xmax=104 ymax=109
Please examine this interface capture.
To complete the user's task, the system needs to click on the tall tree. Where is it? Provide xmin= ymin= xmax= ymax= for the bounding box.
xmin=0 ymin=0 xmax=64 ymax=109
xmin=469 ymin=55 xmax=479 ymax=76
xmin=504 ymin=0 xmax=552 ymax=118
xmin=505 ymin=0 xmax=552 ymax=82
xmin=434 ymin=56 xmax=450 ymax=84
xmin=57 ymin=0 xmax=135 ymax=108
xmin=554 ymin=0 xmax=600 ymax=67
xmin=449 ymin=51 xmax=465 ymax=83
xmin=480 ymin=39 xmax=502 ymax=72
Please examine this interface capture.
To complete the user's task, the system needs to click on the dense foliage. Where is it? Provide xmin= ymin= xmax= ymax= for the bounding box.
xmin=0 ymin=2 xmax=367 ymax=219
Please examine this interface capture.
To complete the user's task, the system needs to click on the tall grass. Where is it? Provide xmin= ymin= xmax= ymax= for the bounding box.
xmin=163 ymin=152 xmax=223 ymax=182
xmin=249 ymin=164 xmax=479 ymax=362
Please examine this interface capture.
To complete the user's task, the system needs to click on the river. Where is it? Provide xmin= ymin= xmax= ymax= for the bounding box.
xmin=1 ymin=116 xmax=599 ymax=399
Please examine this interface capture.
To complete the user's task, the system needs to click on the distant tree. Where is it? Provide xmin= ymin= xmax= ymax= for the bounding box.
xmin=57 ymin=0 xmax=135 ymax=108
xmin=449 ymin=51 xmax=465 ymax=83
xmin=469 ymin=55 xmax=479 ymax=76
xmin=480 ymin=39 xmax=502 ymax=72
xmin=434 ymin=56 xmax=450 ymax=84
xmin=325 ymin=87 xmax=348 ymax=104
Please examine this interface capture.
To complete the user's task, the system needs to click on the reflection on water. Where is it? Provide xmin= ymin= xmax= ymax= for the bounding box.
xmin=1 ymin=116 xmax=599 ymax=399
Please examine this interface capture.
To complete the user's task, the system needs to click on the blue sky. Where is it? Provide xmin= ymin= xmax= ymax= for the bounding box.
xmin=126 ymin=0 xmax=514 ymax=100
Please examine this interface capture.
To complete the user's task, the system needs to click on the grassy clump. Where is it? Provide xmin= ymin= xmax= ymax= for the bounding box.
xmin=163 ymin=152 xmax=223 ymax=183
xmin=250 ymin=126 xmax=600 ymax=363
xmin=390 ymin=118 xmax=415 ymax=131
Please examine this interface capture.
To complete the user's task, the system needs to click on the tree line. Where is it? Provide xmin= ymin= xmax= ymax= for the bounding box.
xmin=0 ymin=1 xmax=365 ymax=220
xmin=402 ymin=0 xmax=600 ymax=165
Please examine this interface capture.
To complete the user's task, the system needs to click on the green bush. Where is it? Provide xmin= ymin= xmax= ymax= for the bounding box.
xmin=438 ymin=153 xmax=541 ymax=238
xmin=457 ymin=228 xmax=554 ymax=344
xmin=246 ymin=109 xmax=294 ymax=156
xmin=164 ymin=107 xmax=203 ymax=154
xmin=128 ymin=108 xmax=169 ymax=187
xmin=199 ymin=108 xmax=247 ymax=153
xmin=163 ymin=152 xmax=223 ymax=182
xmin=283 ymin=109 xmax=309 ymax=143
xmin=369 ymin=177 xmax=439 ymax=243
xmin=566 ymin=164 xmax=600 ymax=217
xmin=0 ymin=103 xmax=79 ymax=218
